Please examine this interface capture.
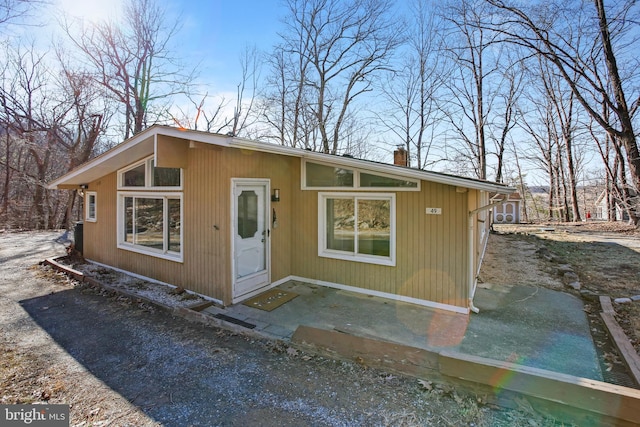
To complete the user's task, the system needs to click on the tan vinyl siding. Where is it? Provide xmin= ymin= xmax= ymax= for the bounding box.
xmin=82 ymin=141 xmax=472 ymax=309
xmin=83 ymin=173 xmax=117 ymax=265
xmin=290 ymin=168 xmax=470 ymax=308
xmin=83 ymin=148 xmax=295 ymax=305
xmin=467 ymin=189 xmax=490 ymax=283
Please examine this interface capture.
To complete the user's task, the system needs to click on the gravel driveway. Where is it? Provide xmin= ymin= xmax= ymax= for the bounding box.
xmin=0 ymin=231 xmax=558 ymax=426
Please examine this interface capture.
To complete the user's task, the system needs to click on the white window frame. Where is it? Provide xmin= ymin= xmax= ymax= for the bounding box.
xmin=85 ymin=191 xmax=97 ymax=222
xmin=302 ymin=160 xmax=420 ymax=191
xmin=116 ymin=191 xmax=183 ymax=262
xmin=318 ymin=192 xmax=396 ymax=266
xmin=118 ymin=156 xmax=183 ymax=191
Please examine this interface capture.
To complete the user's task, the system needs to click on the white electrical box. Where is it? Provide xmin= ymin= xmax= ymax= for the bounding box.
xmin=425 ymin=207 xmax=442 ymax=215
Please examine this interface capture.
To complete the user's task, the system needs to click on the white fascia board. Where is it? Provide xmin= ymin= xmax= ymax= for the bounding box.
xmin=48 ymin=128 xmax=156 ymax=189
xmin=47 ymin=126 xmax=232 ymax=189
xmin=155 ymin=125 xmax=233 ymax=147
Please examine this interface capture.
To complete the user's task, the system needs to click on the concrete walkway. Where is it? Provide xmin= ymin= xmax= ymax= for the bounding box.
xmin=203 ymin=280 xmax=602 ymax=381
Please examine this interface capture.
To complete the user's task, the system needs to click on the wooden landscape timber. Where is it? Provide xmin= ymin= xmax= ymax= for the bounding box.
xmin=600 ymin=296 xmax=640 ymax=387
xmin=291 ymin=325 xmax=640 ymax=426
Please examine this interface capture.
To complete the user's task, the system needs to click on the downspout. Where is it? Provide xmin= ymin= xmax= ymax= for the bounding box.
xmin=468 ymin=197 xmax=509 ymax=313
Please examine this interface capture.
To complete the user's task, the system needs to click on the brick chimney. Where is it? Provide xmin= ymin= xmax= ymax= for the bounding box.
xmin=393 ymin=146 xmax=408 ymax=166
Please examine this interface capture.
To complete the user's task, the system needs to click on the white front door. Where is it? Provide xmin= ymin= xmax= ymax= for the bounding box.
xmin=232 ymin=179 xmax=270 ymax=299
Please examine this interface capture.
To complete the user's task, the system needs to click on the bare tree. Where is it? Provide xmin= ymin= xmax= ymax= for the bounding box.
xmin=0 ymin=0 xmax=43 ymax=27
xmin=170 ymin=46 xmax=261 ymax=138
xmin=0 ymin=44 xmax=55 ymax=228
xmin=271 ymin=0 xmax=403 ymax=154
xmin=440 ymin=0 xmax=504 ymax=180
xmin=53 ymin=54 xmax=106 ymax=229
xmin=374 ymin=0 xmax=445 ymax=168
xmin=518 ymin=97 xmax=558 ymax=220
xmin=510 ymin=139 xmax=529 ymax=222
xmin=537 ymin=58 xmax=582 ymax=221
xmin=0 ymin=42 xmax=107 ymax=229
xmin=590 ymin=107 xmax=634 ymax=222
xmin=224 ymin=47 xmax=261 ymax=137
xmin=261 ymin=48 xmax=291 ymax=145
xmin=491 ymin=59 xmax=524 ymax=183
xmin=484 ymin=0 xmax=640 ymax=224
xmin=262 ymin=40 xmax=315 ymax=148
xmin=65 ymin=0 xmax=193 ymax=139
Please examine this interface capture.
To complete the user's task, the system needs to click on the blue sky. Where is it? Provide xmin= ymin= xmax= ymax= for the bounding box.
xmin=53 ymin=0 xmax=288 ymax=93
xmin=179 ymin=1 xmax=288 ymax=89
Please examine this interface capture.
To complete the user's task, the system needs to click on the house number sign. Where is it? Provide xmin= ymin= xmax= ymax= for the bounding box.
xmin=425 ymin=208 xmax=442 ymax=215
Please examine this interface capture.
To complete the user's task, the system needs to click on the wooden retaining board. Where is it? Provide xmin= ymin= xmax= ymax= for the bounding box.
xmin=291 ymin=325 xmax=440 ymax=377
xmin=440 ymin=350 xmax=640 ymax=426
xmin=601 ymin=312 xmax=640 ymax=387
xmin=292 ymin=325 xmax=640 ymax=426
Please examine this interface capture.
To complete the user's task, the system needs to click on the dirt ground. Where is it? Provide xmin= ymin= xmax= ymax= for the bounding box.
xmin=1 ymin=226 xmax=638 ymax=426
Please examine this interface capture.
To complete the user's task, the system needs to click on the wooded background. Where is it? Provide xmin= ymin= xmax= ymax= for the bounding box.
xmin=1 ymin=0 xmax=639 ymax=229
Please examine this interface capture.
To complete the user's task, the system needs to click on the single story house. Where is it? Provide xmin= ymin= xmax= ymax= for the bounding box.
xmin=48 ymin=126 xmax=514 ymax=315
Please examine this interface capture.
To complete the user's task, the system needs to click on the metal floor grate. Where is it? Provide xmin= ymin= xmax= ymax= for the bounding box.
xmin=213 ymin=313 xmax=256 ymax=329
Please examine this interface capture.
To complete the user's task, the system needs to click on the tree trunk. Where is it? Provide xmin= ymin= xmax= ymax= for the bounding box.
xmin=564 ymin=132 xmax=581 ymax=221
xmin=594 ymin=0 xmax=640 ymax=225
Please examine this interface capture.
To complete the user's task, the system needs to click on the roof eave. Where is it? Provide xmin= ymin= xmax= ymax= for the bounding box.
xmin=49 ymin=126 xmax=514 ymax=194
xmin=47 ymin=126 xmax=233 ymax=189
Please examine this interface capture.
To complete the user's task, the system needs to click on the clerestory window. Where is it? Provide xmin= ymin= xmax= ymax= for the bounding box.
xmin=119 ymin=156 xmax=182 ymax=189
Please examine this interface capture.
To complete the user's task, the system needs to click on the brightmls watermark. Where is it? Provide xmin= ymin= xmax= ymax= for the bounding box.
xmin=0 ymin=405 xmax=69 ymax=426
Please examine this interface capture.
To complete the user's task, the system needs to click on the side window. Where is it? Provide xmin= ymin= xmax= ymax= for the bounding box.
xmin=85 ymin=192 xmax=97 ymax=222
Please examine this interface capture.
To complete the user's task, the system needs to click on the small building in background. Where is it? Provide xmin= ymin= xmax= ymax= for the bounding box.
xmin=492 ymin=192 xmax=522 ymax=224
xmin=595 ymin=189 xmax=638 ymax=221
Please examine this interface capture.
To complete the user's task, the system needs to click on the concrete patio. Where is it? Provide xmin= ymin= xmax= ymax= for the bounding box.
xmin=202 ymin=280 xmax=603 ymax=381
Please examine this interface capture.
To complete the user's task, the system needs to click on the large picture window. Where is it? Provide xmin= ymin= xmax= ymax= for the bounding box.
xmin=118 ymin=193 xmax=182 ymax=262
xmin=318 ymin=193 xmax=395 ymax=266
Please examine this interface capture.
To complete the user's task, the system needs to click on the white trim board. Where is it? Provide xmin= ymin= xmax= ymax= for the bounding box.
xmin=286 ymin=275 xmax=470 ymax=315
xmin=82 ymin=260 xmax=468 ymax=314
